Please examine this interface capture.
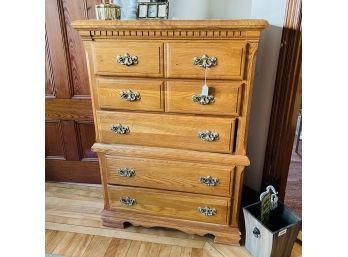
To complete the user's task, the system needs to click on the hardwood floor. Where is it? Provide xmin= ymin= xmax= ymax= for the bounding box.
xmin=45 ymin=182 xmax=302 ymax=256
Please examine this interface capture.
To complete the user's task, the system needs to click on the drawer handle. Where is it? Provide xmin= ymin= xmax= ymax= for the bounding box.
xmin=253 ymin=227 xmax=261 ymax=238
xmin=120 ymin=196 xmax=136 ymax=206
xmin=198 ymin=206 xmax=217 ymax=216
xmin=118 ymin=168 xmax=135 ymax=177
xmin=193 ymin=54 xmax=217 ymax=69
xmin=200 ymin=176 xmax=219 ymax=186
xmin=120 ymin=90 xmax=141 ymax=102
xmin=198 ymin=131 xmax=219 ymax=142
xmin=111 ymin=124 xmax=130 ymax=134
xmin=116 ymin=53 xmax=138 ymax=66
xmin=192 ymin=94 xmax=215 ymax=105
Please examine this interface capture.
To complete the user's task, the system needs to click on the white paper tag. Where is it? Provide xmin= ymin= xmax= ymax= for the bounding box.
xmin=278 ymin=229 xmax=287 ymax=237
xmin=201 ymin=85 xmax=209 ymax=96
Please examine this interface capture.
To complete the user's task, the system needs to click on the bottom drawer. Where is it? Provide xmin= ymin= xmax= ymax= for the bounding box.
xmin=107 ymin=186 xmax=231 ymax=225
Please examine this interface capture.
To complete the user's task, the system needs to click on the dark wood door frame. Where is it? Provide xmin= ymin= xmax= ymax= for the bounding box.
xmin=262 ymin=0 xmax=302 ymax=201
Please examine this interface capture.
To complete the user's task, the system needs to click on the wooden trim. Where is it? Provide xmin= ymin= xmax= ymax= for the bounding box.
xmin=92 ymin=143 xmax=250 ymax=167
xmin=262 ymin=0 xmax=302 ymax=200
xmin=46 ymin=159 xmax=100 ymax=184
xmin=71 ymin=19 xmax=269 ymax=30
xmin=46 ymin=98 xmax=93 ymax=120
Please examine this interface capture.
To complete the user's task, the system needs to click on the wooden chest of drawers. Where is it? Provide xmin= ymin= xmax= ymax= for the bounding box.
xmin=73 ymin=19 xmax=267 ymax=245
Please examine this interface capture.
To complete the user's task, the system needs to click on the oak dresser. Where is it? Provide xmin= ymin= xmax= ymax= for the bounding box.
xmin=72 ymin=19 xmax=268 ymax=245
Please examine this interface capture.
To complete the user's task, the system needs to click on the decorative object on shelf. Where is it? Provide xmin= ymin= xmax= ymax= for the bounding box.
xmin=95 ymin=0 xmax=121 ymax=20
xmin=243 ymin=185 xmax=301 ymax=257
xmin=260 ymin=185 xmax=279 ymax=224
xmin=137 ymin=0 xmax=169 ymax=19
xmin=114 ymin=0 xmax=138 ymax=20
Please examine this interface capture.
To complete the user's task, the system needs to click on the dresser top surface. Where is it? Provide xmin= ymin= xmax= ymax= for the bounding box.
xmin=72 ymin=19 xmax=268 ymax=31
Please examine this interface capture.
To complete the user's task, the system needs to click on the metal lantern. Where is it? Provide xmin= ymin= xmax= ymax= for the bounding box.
xmin=137 ymin=0 xmax=169 ymax=19
xmin=96 ymin=0 xmax=121 ymax=20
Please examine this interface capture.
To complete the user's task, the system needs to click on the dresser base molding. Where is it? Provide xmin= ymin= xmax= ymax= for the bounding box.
xmin=102 ymin=209 xmax=241 ymax=245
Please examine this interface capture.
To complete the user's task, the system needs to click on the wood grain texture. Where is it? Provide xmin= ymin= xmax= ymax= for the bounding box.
xmin=46 ymin=159 xmax=100 ymax=183
xmin=234 ymin=42 xmax=259 ymax=155
xmin=46 ymin=99 xmax=93 ymax=120
xmin=102 ymin=209 xmax=240 ymax=245
xmin=166 ymin=42 xmax=246 ymax=80
xmin=97 ymin=78 xmax=164 ymax=112
xmin=96 ymin=111 xmax=236 ymax=154
xmin=165 ymin=80 xmax=242 ymax=116
xmin=61 ymin=0 xmax=100 ymax=97
xmin=45 ymin=121 xmax=65 ymax=160
xmin=105 ymin=155 xmax=234 ymax=196
xmin=71 ymin=19 xmax=269 ymax=31
xmin=45 ymin=0 xmax=71 ymax=98
xmin=72 ymin=19 xmax=268 ymax=246
xmin=76 ymin=121 xmax=98 ymax=159
xmin=93 ymin=41 xmax=164 ymax=77
xmin=107 ymin=185 xmax=230 ymax=224
xmin=45 ymin=182 xmax=302 ymax=256
xmin=92 ymin=143 xmax=250 ymax=167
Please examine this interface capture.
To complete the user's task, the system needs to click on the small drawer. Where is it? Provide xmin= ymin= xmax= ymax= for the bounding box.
xmin=93 ymin=41 xmax=163 ymax=77
xmin=165 ymin=81 xmax=242 ymax=116
xmin=96 ymin=111 xmax=236 ymax=154
xmin=108 ymin=185 xmax=230 ymax=224
xmin=97 ymin=78 xmax=164 ymax=112
xmin=166 ymin=42 xmax=246 ymax=79
xmin=106 ymin=155 xmax=234 ymax=196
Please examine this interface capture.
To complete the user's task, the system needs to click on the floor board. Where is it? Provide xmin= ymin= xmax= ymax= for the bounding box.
xmin=45 ymin=182 xmax=302 ymax=256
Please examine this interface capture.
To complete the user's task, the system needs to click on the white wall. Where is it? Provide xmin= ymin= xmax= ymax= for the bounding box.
xmin=245 ymin=0 xmax=287 ymax=191
xmin=167 ymin=0 xmax=287 ymax=192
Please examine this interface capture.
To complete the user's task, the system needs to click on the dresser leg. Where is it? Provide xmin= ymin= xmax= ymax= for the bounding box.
xmin=101 ymin=210 xmax=125 ymax=229
xmin=214 ymin=235 xmax=241 ymax=246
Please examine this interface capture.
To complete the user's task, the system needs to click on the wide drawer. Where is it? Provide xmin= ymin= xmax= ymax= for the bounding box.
xmin=97 ymin=78 xmax=164 ymax=111
xmin=108 ymin=185 xmax=230 ymax=224
xmin=105 ymin=155 xmax=234 ymax=196
xmin=96 ymin=111 xmax=236 ymax=153
xmin=93 ymin=41 xmax=163 ymax=77
xmin=165 ymin=81 xmax=242 ymax=116
xmin=166 ymin=42 xmax=246 ymax=79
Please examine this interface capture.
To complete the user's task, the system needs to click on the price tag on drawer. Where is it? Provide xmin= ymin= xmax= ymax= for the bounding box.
xmin=201 ymin=84 xmax=209 ymax=96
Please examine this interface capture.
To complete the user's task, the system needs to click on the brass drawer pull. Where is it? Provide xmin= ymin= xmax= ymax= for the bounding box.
xmin=118 ymin=168 xmax=135 ymax=177
xmin=111 ymin=124 xmax=129 ymax=134
xmin=192 ymin=94 xmax=215 ymax=105
xmin=198 ymin=206 xmax=217 ymax=216
xmin=116 ymin=53 xmax=138 ymax=66
xmin=120 ymin=90 xmax=141 ymax=102
xmin=193 ymin=54 xmax=217 ymax=69
xmin=120 ymin=196 xmax=136 ymax=206
xmin=200 ymin=176 xmax=219 ymax=186
xmin=198 ymin=130 xmax=219 ymax=142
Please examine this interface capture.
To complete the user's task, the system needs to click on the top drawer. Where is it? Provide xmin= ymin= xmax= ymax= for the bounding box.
xmin=93 ymin=41 xmax=163 ymax=77
xmin=166 ymin=42 xmax=246 ymax=80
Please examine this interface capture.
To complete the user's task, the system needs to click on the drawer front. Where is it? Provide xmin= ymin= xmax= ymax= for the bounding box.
xmin=97 ymin=78 xmax=164 ymax=112
xmin=96 ymin=111 xmax=236 ymax=153
xmin=165 ymin=81 xmax=242 ymax=116
xmin=93 ymin=41 xmax=163 ymax=77
xmin=166 ymin=42 xmax=246 ymax=79
xmin=108 ymin=186 xmax=230 ymax=224
xmin=106 ymin=155 xmax=233 ymax=196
